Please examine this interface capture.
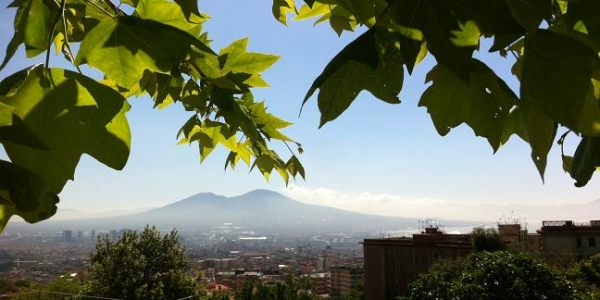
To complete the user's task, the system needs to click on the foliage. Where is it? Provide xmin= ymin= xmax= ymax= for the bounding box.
xmin=570 ymin=253 xmax=600 ymax=297
xmin=400 ymin=251 xmax=577 ymax=300
xmin=341 ymin=280 xmax=365 ymax=300
xmin=44 ymin=274 xmax=84 ymax=295
xmin=85 ymin=226 xmax=199 ymax=300
xmin=471 ymin=226 xmax=507 ymax=252
xmin=282 ymin=0 xmax=600 ymax=187
xmin=234 ymin=277 xmax=318 ymax=300
xmin=0 ymin=0 xmax=304 ymax=231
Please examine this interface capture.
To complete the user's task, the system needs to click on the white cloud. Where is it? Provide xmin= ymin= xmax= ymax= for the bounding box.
xmin=279 ymin=185 xmax=599 ymax=228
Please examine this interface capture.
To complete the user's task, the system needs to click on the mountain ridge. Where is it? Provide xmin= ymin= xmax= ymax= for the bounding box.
xmin=12 ymin=190 xmax=475 ymax=234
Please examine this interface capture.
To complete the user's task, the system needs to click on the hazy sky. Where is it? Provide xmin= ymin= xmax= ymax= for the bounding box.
xmin=1 ymin=1 xmax=598 ymax=227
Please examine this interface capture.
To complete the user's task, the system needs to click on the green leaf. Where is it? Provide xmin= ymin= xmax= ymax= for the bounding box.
xmin=249 ymin=101 xmax=293 ymax=141
xmin=272 ymin=0 xmax=296 ymax=26
xmin=173 ymin=0 xmax=205 ymax=22
xmin=285 ymin=155 xmax=305 ymax=179
xmin=0 ymin=102 xmax=14 ymax=126
xmin=419 ymin=60 xmax=518 ymax=151
xmin=0 ymin=65 xmax=130 ymax=193
xmin=388 ymin=0 xmax=478 ymax=81
xmin=520 ymin=102 xmax=557 ymax=180
xmin=75 ymin=15 xmax=214 ymax=89
xmin=507 ymin=0 xmax=552 ymax=32
xmin=136 ymin=0 xmax=206 ymax=36
xmin=0 ymin=114 xmax=49 ymax=150
xmin=564 ymin=0 xmax=600 ymax=50
xmin=570 ymin=136 xmax=600 ymax=187
xmin=328 ymin=6 xmax=356 ymax=35
xmin=219 ymin=38 xmax=280 ymax=75
xmin=1 ymin=0 xmax=58 ymax=71
xmin=0 ymin=160 xmax=59 ymax=231
xmin=304 ymin=28 xmax=405 ymax=127
xmin=451 ymin=0 xmax=525 ymax=51
xmin=335 ymin=0 xmax=380 ymax=26
xmin=295 ymin=2 xmax=330 ymax=21
xmin=521 ymin=29 xmax=600 ymax=136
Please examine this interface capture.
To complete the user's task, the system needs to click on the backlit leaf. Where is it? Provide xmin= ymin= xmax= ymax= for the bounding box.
xmin=570 ymin=136 xmax=600 ymax=187
xmin=419 ymin=60 xmax=518 ymax=151
xmin=522 ymin=29 xmax=600 ymax=136
xmin=304 ymin=28 xmax=404 ymax=127
xmin=219 ymin=38 xmax=280 ymax=75
xmin=388 ymin=0 xmax=477 ymax=81
xmin=0 ymin=160 xmax=59 ymax=231
xmin=507 ymin=0 xmax=552 ymax=32
xmin=1 ymin=0 xmax=57 ymax=71
xmin=520 ymin=102 xmax=557 ymax=180
xmin=272 ymin=0 xmax=296 ymax=25
xmin=75 ymin=16 xmax=213 ymax=89
xmin=0 ymin=65 xmax=130 ymax=193
xmin=136 ymin=0 xmax=206 ymax=35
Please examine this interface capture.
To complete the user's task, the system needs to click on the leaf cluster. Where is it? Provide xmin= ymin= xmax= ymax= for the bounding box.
xmin=276 ymin=0 xmax=600 ymax=187
xmin=86 ymin=226 xmax=199 ymax=300
xmin=471 ymin=226 xmax=507 ymax=252
xmin=234 ymin=280 xmax=319 ymax=300
xmin=401 ymin=251 xmax=578 ymax=300
xmin=0 ymin=0 xmax=304 ymax=231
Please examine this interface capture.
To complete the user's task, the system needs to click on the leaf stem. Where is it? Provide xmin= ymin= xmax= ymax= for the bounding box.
xmin=61 ymin=7 xmax=82 ymax=73
xmin=45 ymin=0 xmax=67 ymax=70
xmin=87 ymin=0 xmax=115 ymax=18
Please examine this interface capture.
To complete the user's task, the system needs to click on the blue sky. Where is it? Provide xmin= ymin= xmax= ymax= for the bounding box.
xmin=1 ymin=1 xmax=598 ymax=227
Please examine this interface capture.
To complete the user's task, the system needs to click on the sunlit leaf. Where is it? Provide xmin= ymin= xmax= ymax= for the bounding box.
xmin=136 ymin=0 xmax=206 ymax=35
xmin=0 ymin=65 xmax=130 ymax=193
xmin=75 ymin=16 xmax=214 ymax=89
xmin=419 ymin=60 xmax=518 ymax=151
xmin=304 ymin=28 xmax=404 ymax=127
xmin=272 ymin=0 xmax=296 ymax=26
xmin=295 ymin=2 xmax=330 ymax=21
xmin=219 ymin=38 xmax=280 ymax=75
xmin=1 ymin=0 xmax=57 ymax=71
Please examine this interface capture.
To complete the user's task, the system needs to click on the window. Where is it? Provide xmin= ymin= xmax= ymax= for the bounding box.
xmin=577 ymin=237 xmax=582 ymax=248
xmin=590 ymin=237 xmax=596 ymax=247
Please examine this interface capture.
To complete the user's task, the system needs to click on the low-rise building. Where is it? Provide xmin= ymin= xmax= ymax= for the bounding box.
xmin=538 ymin=220 xmax=600 ymax=260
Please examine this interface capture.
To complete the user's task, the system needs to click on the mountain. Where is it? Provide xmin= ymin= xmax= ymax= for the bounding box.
xmin=11 ymin=190 xmax=474 ymax=235
xmin=106 ymin=189 xmax=428 ymax=234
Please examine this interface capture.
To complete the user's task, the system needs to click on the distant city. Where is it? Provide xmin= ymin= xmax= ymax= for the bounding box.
xmin=1 ymin=190 xmax=598 ymax=299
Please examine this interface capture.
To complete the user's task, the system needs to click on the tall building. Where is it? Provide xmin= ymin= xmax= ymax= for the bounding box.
xmin=363 ymin=227 xmax=473 ymax=300
xmin=538 ymin=220 xmax=600 ymax=260
xmin=329 ymin=265 xmax=363 ymax=299
xmin=62 ymin=230 xmax=73 ymax=242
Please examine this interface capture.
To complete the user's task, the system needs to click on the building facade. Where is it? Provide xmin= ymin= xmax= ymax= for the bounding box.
xmin=329 ymin=265 xmax=364 ymax=299
xmin=538 ymin=220 xmax=600 ymax=260
xmin=363 ymin=227 xmax=473 ymax=300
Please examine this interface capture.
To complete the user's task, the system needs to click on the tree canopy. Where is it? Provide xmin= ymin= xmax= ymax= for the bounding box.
xmin=471 ymin=226 xmax=507 ymax=252
xmin=1 ymin=0 xmax=600 ymax=230
xmin=401 ymin=251 xmax=579 ymax=300
xmin=85 ymin=226 xmax=199 ymax=299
